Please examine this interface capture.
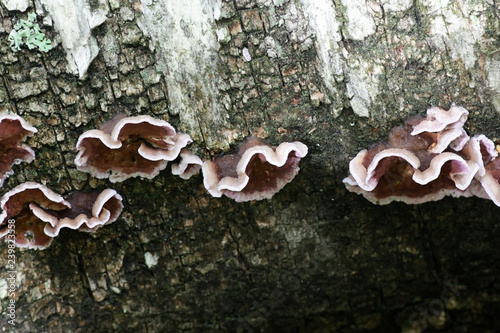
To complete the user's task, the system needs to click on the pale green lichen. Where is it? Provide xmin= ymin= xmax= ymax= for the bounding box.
xmin=8 ymin=13 xmax=52 ymax=53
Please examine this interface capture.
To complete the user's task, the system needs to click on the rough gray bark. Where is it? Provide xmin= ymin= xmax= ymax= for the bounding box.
xmin=0 ymin=0 xmax=499 ymax=332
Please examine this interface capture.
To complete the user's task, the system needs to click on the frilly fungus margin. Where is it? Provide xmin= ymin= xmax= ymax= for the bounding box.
xmin=0 ymin=114 xmax=38 ymax=188
xmin=171 ymin=148 xmax=203 ymax=180
xmin=75 ymin=114 xmax=192 ymax=182
xmin=0 ymin=182 xmax=70 ymax=249
xmin=343 ymin=105 xmax=500 ymax=206
xmin=32 ymin=189 xmax=123 ymax=236
xmin=202 ymin=137 xmax=308 ymax=202
xmin=0 ymin=183 xmax=123 ymax=249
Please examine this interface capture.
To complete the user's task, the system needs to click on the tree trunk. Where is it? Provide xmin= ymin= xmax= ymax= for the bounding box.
xmin=0 ymin=0 xmax=499 ymax=332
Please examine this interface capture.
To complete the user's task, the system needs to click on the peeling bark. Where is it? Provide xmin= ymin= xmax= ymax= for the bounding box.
xmin=0 ymin=0 xmax=499 ymax=332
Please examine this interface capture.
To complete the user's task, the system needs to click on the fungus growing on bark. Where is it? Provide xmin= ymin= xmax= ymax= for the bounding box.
xmin=171 ymin=149 xmax=203 ymax=179
xmin=0 ymin=183 xmax=124 ymax=249
xmin=478 ymin=157 xmax=500 ymax=205
xmin=202 ymin=137 xmax=308 ymax=202
xmin=32 ymin=189 xmax=123 ymax=236
xmin=343 ymin=105 xmax=500 ymax=206
xmin=410 ymin=105 xmax=469 ymax=153
xmin=0 ymin=182 xmax=70 ymax=249
xmin=0 ymin=114 xmax=38 ymax=188
xmin=75 ymin=114 xmax=192 ymax=182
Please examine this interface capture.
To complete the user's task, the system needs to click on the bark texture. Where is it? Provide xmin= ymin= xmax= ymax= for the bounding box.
xmin=0 ymin=0 xmax=499 ymax=332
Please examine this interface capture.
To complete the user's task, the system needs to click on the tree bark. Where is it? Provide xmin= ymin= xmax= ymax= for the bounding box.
xmin=0 ymin=0 xmax=499 ymax=332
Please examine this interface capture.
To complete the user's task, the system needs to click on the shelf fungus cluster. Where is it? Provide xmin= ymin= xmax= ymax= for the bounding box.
xmin=343 ymin=105 xmax=500 ymax=206
xmin=0 ymin=114 xmax=37 ymax=188
xmin=202 ymin=137 xmax=308 ymax=202
xmin=0 ymin=112 xmax=309 ymax=249
xmin=0 ymin=182 xmax=123 ymax=249
xmin=75 ymin=114 xmax=193 ymax=182
xmin=75 ymin=114 xmax=309 ymax=202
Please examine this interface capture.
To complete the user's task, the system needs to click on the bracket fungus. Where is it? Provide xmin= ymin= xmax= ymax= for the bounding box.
xmin=343 ymin=104 xmax=500 ymax=206
xmin=0 ymin=183 xmax=123 ymax=249
xmin=171 ymin=149 xmax=203 ymax=180
xmin=0 ymin=114 xmax=37 ymax=188
xmin=75 ymin=114 xmax=192 ymax=182
xmin=32 ymin=189 xmax=123 ymax=236
xmin=202 ymin=137 xmax=308 ymax=202
xmin=0 ymin=182 xmax=70 ymax=249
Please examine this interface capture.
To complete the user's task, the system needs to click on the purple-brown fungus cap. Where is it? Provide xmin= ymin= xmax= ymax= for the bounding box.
xmin=202 ymin=137 xmax=308 ymax=202
xmin=171 ymin=149 xmax=203 ymax=180
xmin=33 ymin=189 xmax=123 ymax=236
xmin=75 ymin=114 xmax=192 ymax=182
xmin=0 ymin=182 xmax=70 ymax=249
xmin=0 ymin=183 xmax=124 ymax=249
xmin=343 ymin=104 xmax=500 ymax=206
xmin=0 ymin=114 xmax=37 ymax=188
